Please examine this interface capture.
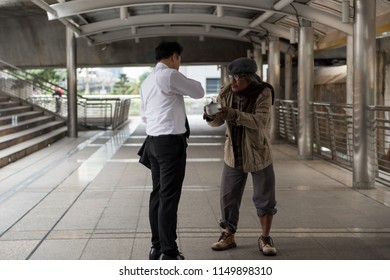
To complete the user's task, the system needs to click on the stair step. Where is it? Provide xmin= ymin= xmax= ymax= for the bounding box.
xmin=0 ymin=121 xmax=66 ymax=150
xmin=0 ymin=105 xmax=33 ymax=116
xmin=0 ymin=115 xmax=55 ymax=136
xmin=0 ymin=96 xmax=10 ymax=103
xmin=0 ymin=101 xmax=21 ymax=109
xmin=0 ymin=93 xmax=67 ymax=167
xmin=0 ymin=126 xmax=68 ymax=168
xmin=0 ymin=111 xmax=44 ymax=125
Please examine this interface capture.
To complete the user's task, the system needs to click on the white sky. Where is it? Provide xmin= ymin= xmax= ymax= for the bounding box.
xmin=122 ymin=67 xmax=152 ymax=79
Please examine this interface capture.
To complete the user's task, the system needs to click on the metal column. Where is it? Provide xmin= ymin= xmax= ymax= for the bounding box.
xmin=352 ymin=0 xmax=376 ymax=188
xmin=297 ymin=21 xmax=314 ymax=160
xmin=346 ymin=35 xmax=354 ymax=105
xmin=284 ymin=53 xmax=292 ymax=100
xmin=253 ymin=46 xmax=263 ymax=80
xmin=220 ymin=64 xmax=229 ymax=87
xmin=346 ymin=35 xmax=354 ymax=161
xmin=268 ymin=36 xmax=280 ymax=143
xmin=66 ymin=28 xmax=78 ymax=138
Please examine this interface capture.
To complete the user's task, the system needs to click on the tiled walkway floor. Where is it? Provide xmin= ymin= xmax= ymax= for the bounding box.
xmin=0 ymin=115 xmax=389 ymax=260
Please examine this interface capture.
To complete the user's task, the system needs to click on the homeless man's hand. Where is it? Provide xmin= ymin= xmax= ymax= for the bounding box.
xmin=217 ymin=107 xmax=237 ymax=121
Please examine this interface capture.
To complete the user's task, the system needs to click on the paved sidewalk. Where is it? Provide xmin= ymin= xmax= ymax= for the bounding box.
xmin=0 ymin=115 xmax=389 ymax=260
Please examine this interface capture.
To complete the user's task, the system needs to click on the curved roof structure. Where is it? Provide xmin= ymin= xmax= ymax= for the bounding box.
xmin=25 ymin=0 xmax=390 ymax=51
xmin=1 ymin=0 xmax=390 ymax=67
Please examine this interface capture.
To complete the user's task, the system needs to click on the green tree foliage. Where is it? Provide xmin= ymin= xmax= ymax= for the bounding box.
xmin=22 ymin=68 xmax=151 ymax=95
xmin=112 ymin=71 xmax=150 ymax=95
xmin=20 ymin=68 xmax=66 ymax=95
xmin=112 ymin=73 xmax=133 ymax=95
xmin=26 ymin=68 xmax=66 ymax=84
xmin=131 ymin=71 xmax=150 ymax=95
xmin=138 ymin=71 xmax=150 ymax=84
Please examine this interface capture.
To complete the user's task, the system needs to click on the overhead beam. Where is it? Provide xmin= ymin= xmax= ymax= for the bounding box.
xmin=36 ymin=0 xmax=353 ymax=52
xmin=77 ymin=14 xmax=289 ymax=39
xmin=283 ymin=3 xmax=352 ymax=35
xmin=90 ymin=26 xmax=258 ymax=45
xmin=48 ymin=0 xmax=276 ymax=19
xmin=46 ymin=0 xmax=352 ymax=36
xmin=87 ymin=25 xmax=295 ymax=55
xmin=30 ymin=0 xmax=58 ymax=17
xmin=239 ymin=0 xmax=294 ymax=37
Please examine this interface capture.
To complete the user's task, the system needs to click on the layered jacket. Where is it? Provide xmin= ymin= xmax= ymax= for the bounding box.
xmin=207 ymin=83 xmax=274 ymax=173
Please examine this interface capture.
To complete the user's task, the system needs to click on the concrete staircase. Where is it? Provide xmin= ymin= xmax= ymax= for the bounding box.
xmin=0 ymin=93 xmax=67 ymax=168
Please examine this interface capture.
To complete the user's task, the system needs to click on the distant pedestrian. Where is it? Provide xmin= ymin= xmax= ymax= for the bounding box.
xmin=53 ymin=87 xmax=63 ymax=114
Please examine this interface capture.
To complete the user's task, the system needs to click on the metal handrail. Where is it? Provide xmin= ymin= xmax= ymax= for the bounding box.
xmin=277 ymin=99 xmax=390 ymax=185
xmin=0 ymin=60 xmax=131 ymax=129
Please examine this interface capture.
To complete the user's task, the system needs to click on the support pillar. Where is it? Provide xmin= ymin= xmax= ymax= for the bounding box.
xmin=268 ymin=36 xmax=280 ymax=143
xmin=253 ymin=46 xmax=263 ymax=79
xmin=284 ymin=53 xmax=292 ymax=100
xmin=297 ymin=20 xmax=314 ymax=160
xmin=346 ymin=35 xmax=354 ymax=161
xmin=346 ymin=35 xmax=354 ymax=105
xmin=66 ymin=28 xmax=78 ymax=138
xmin=220 ymin=64 xmax=229 ymax=87
xmin=352 ymin=0 xmax=376 ymax=188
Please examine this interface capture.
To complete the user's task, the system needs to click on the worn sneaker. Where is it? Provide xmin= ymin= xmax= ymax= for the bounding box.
xmin=258 ymin=235 xmax=277 ymax=256
xmin=211 ymin=231 xmax=237 ymax=251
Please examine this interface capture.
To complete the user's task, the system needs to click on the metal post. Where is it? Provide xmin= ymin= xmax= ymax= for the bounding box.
xmin=253 ymin=46 xmax=263 ymax=79
xmin=353 ymin=0 xmax=376 ymax=188
xmin=346 ymin=35 xmax=354 ymax=162
xmin=268 ymin=36 xmax=280 ymax=143
xmin=297 ymin=21 xmax=314 ymax=160
xmin=285 ymin=53 xmax=292 ymax=100
xmin=66 ymin=27 xmax=78 ymax=137
xmin=220 ymin=64 xmax=229 ymax=87
xmin=346 ymin=35 xmax=354 ymax=105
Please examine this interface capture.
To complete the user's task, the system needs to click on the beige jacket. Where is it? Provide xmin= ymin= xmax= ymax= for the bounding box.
xmin=207 ymin=84 xmax=273 ymax=173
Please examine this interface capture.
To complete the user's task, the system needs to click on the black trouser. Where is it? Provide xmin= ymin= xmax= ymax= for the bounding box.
xmin=146 ymin=134 xmax=187 ymax=256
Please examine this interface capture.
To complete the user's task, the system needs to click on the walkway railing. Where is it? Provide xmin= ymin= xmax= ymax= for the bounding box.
xmin=0 ymin=60 xmax=130 ymax=130
xmin=77 ymin=96 xmax=131 ymax=129
xmin=276 ymin=100 xmax=390 ymax=185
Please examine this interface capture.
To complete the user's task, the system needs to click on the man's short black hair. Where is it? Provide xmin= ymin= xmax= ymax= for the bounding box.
xmin=155 ymin=41 xmax=183 ymax=61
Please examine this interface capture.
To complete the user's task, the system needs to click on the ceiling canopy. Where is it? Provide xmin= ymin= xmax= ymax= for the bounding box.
xmin=23 ymin=0 xmax=390 ymax=52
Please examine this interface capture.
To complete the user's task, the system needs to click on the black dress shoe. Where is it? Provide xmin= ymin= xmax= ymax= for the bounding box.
xmin=159 ymin=252 xmax=185 ymax=260
xmin=149 ymin=247 xmax=161 ymax=260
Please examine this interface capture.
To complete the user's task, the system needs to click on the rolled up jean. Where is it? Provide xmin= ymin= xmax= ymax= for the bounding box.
xmin=219 ymin=163 xmax=277 ymax=233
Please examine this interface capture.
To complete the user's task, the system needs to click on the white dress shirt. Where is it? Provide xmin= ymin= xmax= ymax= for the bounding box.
xmin=140 ymin=62 xmax=205 ymax=136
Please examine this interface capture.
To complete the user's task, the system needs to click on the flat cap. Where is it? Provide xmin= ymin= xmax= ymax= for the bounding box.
xmin=227 ymin=57 xmax=257 ymax=75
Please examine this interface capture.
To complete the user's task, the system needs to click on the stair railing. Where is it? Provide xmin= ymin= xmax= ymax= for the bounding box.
xmin=0 ymin=60 xmax=130 ymax=129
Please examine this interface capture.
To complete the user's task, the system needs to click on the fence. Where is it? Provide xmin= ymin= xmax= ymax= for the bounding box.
xmin=77 ymin=96 xmax=131 ymax=129
xmin=277 ymin=99 xmax=390 ymax=185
